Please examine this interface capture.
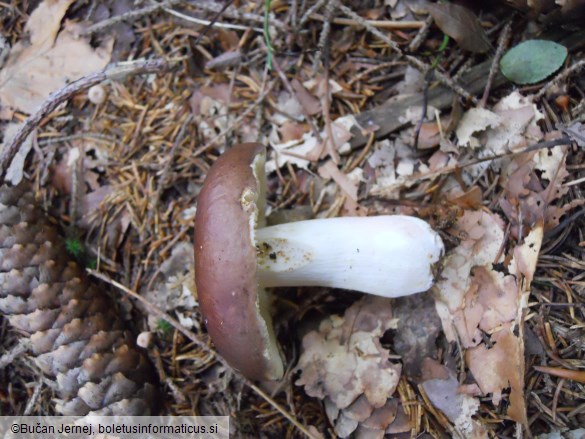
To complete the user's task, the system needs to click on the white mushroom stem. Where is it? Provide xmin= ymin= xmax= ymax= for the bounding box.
xmin=255 ymin=215 xmax=444 ymax=298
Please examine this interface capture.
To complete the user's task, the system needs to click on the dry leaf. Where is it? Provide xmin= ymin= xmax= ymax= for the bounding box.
xmin=296 ymin=296 xmax=401 ymax=437
xmin=421 ymin=359 xmax=484 ymax=437
xmin=499 ymin=152 xmax=583 ymax=237
xmin=427 ymin=3 xmax=491 ymax=53
xmin=3 ymin=122 xmax=33 ymax=185
xmin=319 ymin=160 xmax=359 ymax=202
xmin=266 ymin=115 xmax=357 ymax=172
xmin=466 ymin=323 xmax=526 ymax=423
xmin=291 ymin=78 xmax=321 ymax=116
xmin=435 ymin=210 xmax=506 ymax=317
xmin=456 ymin=108 xmax=502 ymax=148
xmin=367 ymin=139 xmax=425 ymax=199
xmin=0 ymin=0 xmax=113 ymax=115
xmin=143 ymin=242 xmax=198 ymax=330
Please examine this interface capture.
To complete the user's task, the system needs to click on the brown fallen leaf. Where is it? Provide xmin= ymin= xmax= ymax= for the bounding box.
xmin=0 ymin=0 xmax=113 ymax=115
xmin=291 ymin=78 xmax=321 ymax=116
xmin=466 ymin=323 xmax=526 ymax=423
xmin=427 ymin=3 xmax=491 ymax=53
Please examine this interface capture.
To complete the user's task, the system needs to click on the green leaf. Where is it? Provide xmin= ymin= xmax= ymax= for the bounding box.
xmin=500 ymin=40 xmax=568 ymax=85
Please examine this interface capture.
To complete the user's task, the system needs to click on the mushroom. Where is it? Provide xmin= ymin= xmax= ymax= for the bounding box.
xmin=194 ymin=143 xmax=444 ymax=381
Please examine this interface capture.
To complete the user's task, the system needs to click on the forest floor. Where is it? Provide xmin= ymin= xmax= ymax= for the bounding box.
xmin=1 ymin=1 xmax=585 ymax=438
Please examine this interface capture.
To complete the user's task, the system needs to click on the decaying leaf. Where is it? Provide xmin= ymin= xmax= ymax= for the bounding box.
xmin=291 ymin=78 xmax=321 ymax=116
xmin=296 ymin=296 xmax=403 ymax=437
xmin=0 ymin=0 xmax=113 ymax=115
xmin=266 ymin=115 xmax=357 ymax=172
xmin=190 ymin=84 xmax=232 ymax=144
xmin=143 ymin=242 xmax=198 ymax=330
xmin=427 ymin=3 xmax=491 ymax=53
xmin=435 ymin=209 xmax=506 ymax=318
xmin=367 ymin=138 xmax=428 ymax=199
xmin=434 ymin=210 xmax=544 ymax=424
xmin=3 ymin=122 xmax=33 ymax=185
xmin=421 ymin=358 xmax=485 ymax=437
xmin=456 ymin=108 xmax=502 ymax=148
xmin=499 ymin=151 xmax=583 ymax=238
xmin=456 ymin=91 xmax=545 ymax=181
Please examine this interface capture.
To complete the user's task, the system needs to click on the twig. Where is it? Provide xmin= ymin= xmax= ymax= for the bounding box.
xmin=408 ymin=15 xmax=434 ymax=53
xmin=371 ymin=137 xmax=573 ymax=199
xmin=334 ymin=0 xmax=476 ymax=103
xmin=163 ymin=7 xmax=262 ymax=32
xmin=194 ymin=0 xmax=282 ymax=26
xmin=333 ymin=1 xmax=402 ymax=54
xmin=310 ymin=13 xmax=424 ymax=29
xmin=87 ymin=268 xmax=317 ymax=439
xmin=313 ymin=1 xmax=335 ymax=71
xmin=246 ymin=382 xmax=320 ymax=439
xmin=23 ymin=380 xmax=43 ymax=415
xmin=535 ymin=59 xmax=585 ymax=101
xmin=479 ymin=20 xmax=512 ymax=108
xmin=407 ymin=55 xmax=477 ymax=104
xmin=298 ymin=0 xmax=328 ymax=29
xmin=88 ymin=268 xmax=220 ymax=360
xmin=0 ymin=58 xmax=179 ymax=183
xmin=413 ymin=35 xmax=449 ymax=149
xmin=413 ymin=69 xmax=434 ymax=150
xmin=82 ymin=0 xmax=182 ymax=35
xmin=315 ymin=2 xmax=340 ymax=163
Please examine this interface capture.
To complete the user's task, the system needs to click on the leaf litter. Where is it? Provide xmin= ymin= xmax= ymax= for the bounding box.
xmin=2 ymin=0 xmax=585 ymax=437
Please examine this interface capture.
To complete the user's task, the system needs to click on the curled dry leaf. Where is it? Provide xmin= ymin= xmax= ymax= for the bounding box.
xmin=296 ymin=296 xmax=402 ymax=437
xmin=266 ymin=115 xmax=357 ymax=172
xmin=457 ymin=92 xmax=544 ymax=163
xmin=427 ymin=3 xmax=491 ymax=53
xmin=456 ymin=108 xmax=502 ymax=148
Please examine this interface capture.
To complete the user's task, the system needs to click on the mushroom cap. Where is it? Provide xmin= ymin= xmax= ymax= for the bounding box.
xmin=194 ymin=143 xmax=284 ymax=381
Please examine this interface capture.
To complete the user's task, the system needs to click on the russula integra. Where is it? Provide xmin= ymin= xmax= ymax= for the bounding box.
xmin=194 ymin=143 xmax=444 ymax=381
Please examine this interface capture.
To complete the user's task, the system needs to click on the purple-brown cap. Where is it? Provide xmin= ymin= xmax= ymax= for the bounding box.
xmin=194 ymin=143 xmax=284 ymax=381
